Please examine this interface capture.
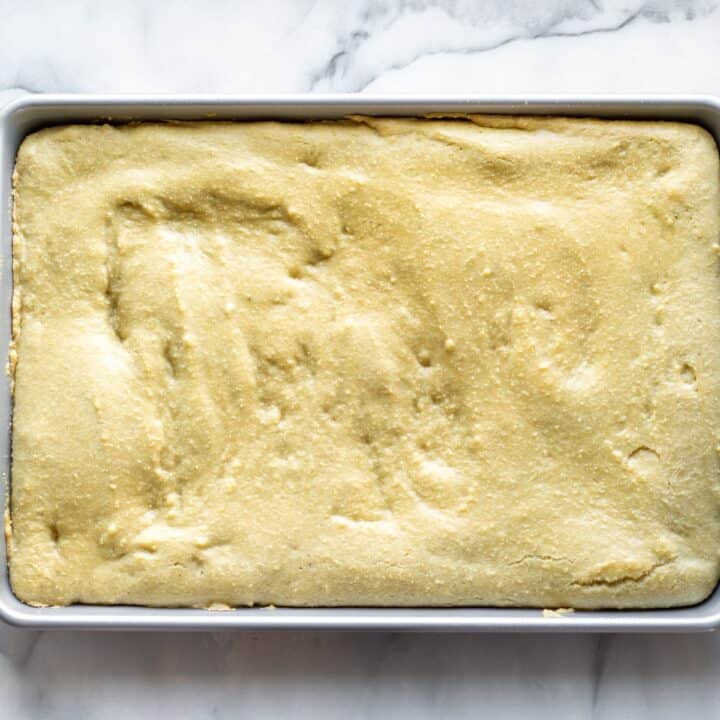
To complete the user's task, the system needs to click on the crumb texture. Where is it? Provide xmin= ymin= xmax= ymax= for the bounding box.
xmin=9 ymin=116 xmax=720 ymax=608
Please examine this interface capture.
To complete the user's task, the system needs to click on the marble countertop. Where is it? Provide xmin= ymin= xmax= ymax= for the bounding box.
xmin=2 ymin=1 xmax=720 ymax=717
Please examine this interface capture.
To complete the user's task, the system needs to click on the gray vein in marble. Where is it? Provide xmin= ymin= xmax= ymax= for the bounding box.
xmin=591 ymin=635 xmax=611 ymax=713
xmin=0 ymin=626 xmax=42 ymax=668
xmin=345 ymin=12 xmax=644 ymax=93
xmin=308 ymin=0 xmax=718 ymax=92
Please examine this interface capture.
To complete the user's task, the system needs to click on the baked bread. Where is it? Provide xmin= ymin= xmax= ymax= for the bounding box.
xmin=9 ymin=116 xmax=720 ymax=608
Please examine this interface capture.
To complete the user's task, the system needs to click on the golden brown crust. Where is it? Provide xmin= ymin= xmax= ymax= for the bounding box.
xmin=9 ymin=116 xmax=720 ymax=608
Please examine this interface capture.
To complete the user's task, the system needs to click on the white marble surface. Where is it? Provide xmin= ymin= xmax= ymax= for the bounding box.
xmin=2 ymin=1 xmax=720 ymax=717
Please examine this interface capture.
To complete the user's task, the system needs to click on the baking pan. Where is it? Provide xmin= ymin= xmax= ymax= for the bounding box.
xmin=2 ymin=94 xmax=720 ymax=632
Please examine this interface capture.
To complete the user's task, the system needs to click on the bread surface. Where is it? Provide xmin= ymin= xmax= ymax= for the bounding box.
xmin=9 ymin=116 xmax=720 ymax=608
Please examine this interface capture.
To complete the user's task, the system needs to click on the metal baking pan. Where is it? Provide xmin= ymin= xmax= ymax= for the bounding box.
xmin=2 ymin=94 xmax=720 ymax=631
